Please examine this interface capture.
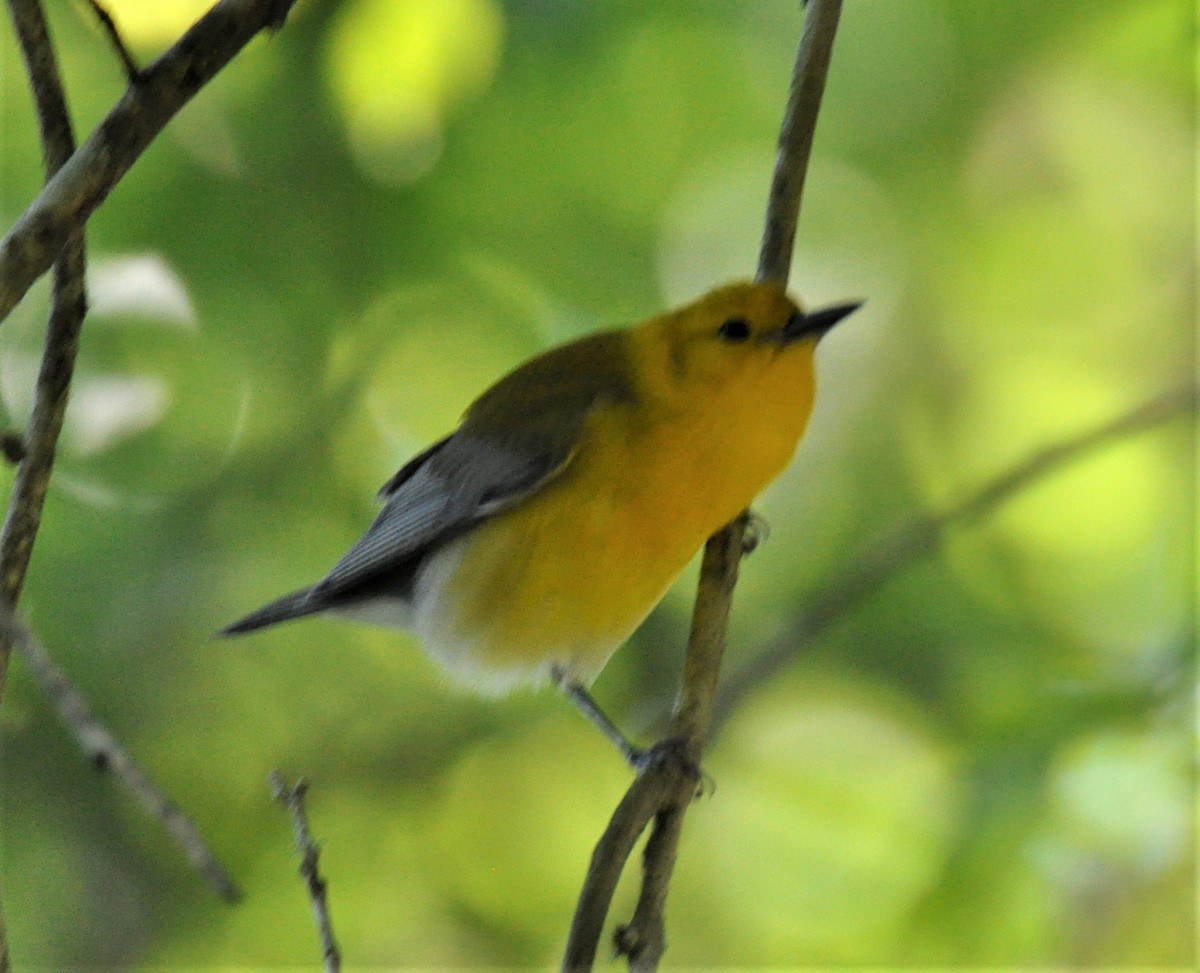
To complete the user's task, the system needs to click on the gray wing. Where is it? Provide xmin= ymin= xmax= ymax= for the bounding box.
xmin=310 ymin=329 xmax=634 ymax=600
xmin=309 ymin=433 xmax=575 ymax=599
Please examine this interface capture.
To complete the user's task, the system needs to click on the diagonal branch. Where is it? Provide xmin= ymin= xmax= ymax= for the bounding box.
xmin=613 ymin=3 xmax=847 ymax=968
xmin=711 ymin=382 xmax=1198 ymax=732
xmin=757 ymin=0 xmax=845 ymax=285
xmin=1 ymin=4 xmax=93 ymax=964
xmin=0 ymin=605 xmax=241 ymax=900
xmin=0 ymin=0 xmax=299 ymax=950
xmin=84 ymin=0 xmax=142 ymax=83
xmin=0 ymin=0 xmax=297 ymax=324
xmin=1 ymin=0 xmax=87 ymax=698
xmin=560 ymin=4 xmax=847 ymax=971
xmin=269 ymin=773 xmax=341 ymax=973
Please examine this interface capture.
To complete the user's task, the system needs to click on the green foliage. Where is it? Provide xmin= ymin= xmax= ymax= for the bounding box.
xmin=1 ymin=0 xmax=1192 ymax=966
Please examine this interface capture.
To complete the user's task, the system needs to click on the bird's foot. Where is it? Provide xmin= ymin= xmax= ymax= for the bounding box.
xmin=740 ymin=509 xmax=771 ymax=555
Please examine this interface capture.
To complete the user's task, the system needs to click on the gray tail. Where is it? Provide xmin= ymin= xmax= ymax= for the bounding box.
xmin=219 ymin=587 xmax=321 ymax=636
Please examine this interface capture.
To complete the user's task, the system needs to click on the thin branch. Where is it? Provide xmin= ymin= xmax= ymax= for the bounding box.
xmin=561 ymin=755 xmax=696 ymax=973
xmin=269 ymin=772 xmax=342 ymax=973
xmin=613 ymin=2 xmax=846 ymax=966
xmin=0 ymin=2 xmax=88 ymax=958
xmin=609 ymin=516 xmax=749 ymax=970
xmin=561 ymin=535 xmax=748 ymax=972
xmin=757 ymin=0 xmax=844 ymax=284
xmin=711 ymin=382 xmax=1199 ymax=732
xmin=0 ymin=605 xmax=241 ymax=900
xmin=0 ymin=0 xmax=299 ymax=324
xmin=85 ymin=0 xmax=141 ymax=83
xmin=7 ymin=0 xmax=76 ymax=172
xmin=560 ymin=4 xmax=846 ymax=971
xmin=1 ymin=0 xmax=88 ymax=702
xmin=612 ymin=803 xmax=685 ymax=973
xmin=0 ymin=0 xmax=295 ymax=926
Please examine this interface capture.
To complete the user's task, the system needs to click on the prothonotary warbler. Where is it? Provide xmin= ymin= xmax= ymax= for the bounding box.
xmin=221 ymin=280 xmax=859 ymax=762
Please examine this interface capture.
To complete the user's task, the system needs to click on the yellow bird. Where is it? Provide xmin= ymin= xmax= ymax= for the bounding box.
xmin=222 ymin=281 xmax=858 ymax=761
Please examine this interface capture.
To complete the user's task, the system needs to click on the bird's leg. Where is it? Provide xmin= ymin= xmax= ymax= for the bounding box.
xmin=553 ymin=668 xmax=645 ymax=769
xmin=553 ymin=671 xmax=709 ymax=792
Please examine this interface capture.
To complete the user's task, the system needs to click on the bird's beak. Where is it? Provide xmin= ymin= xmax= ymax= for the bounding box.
xmin=781 ymin=301 xmax=863 ymax=344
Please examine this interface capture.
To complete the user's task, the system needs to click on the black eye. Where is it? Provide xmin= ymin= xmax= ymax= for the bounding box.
xmin=717 ymin=317 xmax=751 ymax=342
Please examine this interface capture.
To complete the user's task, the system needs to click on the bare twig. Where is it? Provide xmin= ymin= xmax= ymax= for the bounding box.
xmin=561 ymin=742 xmax=700 ymax=973
xmin=0 ymin=0 xmax=299 ymax=324
xmin=0 ymin=2 xmax=89 ymax=959
xmin=7 ymin=0 xmax=76 ymax=168
xmin=561 ymin=4 xmax=846 ymax=971
xmin=0 ymin=606 xmax=241 ymax=900
xmin=1 ymin=0 xmax=88 ymax=702
xmin=0 ymin=0 xmax=298 ymax=948
xmin=269 ymin=772 xmax=342 ymax=973
xmin=85 ymin=0 xmax=141 ymax=83
xmin=757 ymin=0 xmax=844 ymax=285
xmin=712 ymin=382 xmax=1199 ymax=731
xmin=612 ymin=801 xmax=685 ymax=972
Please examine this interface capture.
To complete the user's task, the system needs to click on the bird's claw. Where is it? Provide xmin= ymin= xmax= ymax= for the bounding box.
xmin=741 ymin=509 xmax=770 ymax=555
xmin=627 ymin=736 xmax=704 ymax=790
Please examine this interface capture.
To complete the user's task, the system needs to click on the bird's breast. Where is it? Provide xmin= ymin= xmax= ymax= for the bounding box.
xmin=410 ymin=386 xmax=813 ymax=693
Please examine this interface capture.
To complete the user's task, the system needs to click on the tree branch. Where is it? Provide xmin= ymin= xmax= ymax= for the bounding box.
xmin=711 ymin=382 xmax=1198 ymax=732
xmin=757 ymin=0 xmax=844 ymax=285
xmin=1 ymin=0 xmax=88 ymax=961
xmin=0 ymin=0 xmax=299 ymax=956
xmin=1 ymin=0 xmax=87 ymax=695
xmin=269 ymin=773 xmax=342 ymax=973
xmin=0 ymin=605 xmax=241 ymax=900
xmin=561 ymin=753 xmax=696 ymax=973
xmin=84 ymin=0 xmax=142 ymax=84
xmin=560 ymin=4 xmax=846 ymax=970
xmin=0 ymin=0 xmax=298 ymax=325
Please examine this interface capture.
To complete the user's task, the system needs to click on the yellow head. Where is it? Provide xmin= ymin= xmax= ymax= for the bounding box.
xmin=629 ymin=280 xmax=858 ymax=413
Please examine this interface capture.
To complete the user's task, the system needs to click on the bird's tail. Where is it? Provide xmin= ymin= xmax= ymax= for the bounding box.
xmin=218 ymin=587 xmax=320 ymax=636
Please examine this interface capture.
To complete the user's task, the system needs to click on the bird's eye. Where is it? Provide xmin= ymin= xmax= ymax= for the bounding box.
xmin=717 ymin=317 xmax=752 ymax=342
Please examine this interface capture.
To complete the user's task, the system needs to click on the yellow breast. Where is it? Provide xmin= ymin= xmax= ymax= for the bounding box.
xmin=411 ymin=338 xmax=816 ymax=694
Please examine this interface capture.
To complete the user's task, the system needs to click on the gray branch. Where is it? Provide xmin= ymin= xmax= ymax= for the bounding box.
xmin=269 ymin=773 xmax=342 ymax=973
xmin=0 ymin=0 xmax=301 ymax=952
xmin=0 ymin=0 xmax=298 ymax=324
xmin=0 ymin=605 xmax=241 ymax=899
xmin=560 ymin=4 xmax=847 ymax=970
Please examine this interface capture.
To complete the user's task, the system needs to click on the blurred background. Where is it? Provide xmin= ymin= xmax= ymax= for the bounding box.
xmin=0 ymin=0 xmax=1193 ymax=967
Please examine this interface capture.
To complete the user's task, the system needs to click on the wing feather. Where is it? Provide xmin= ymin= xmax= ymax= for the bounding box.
xmin=310 ymin=435 xmax=576 ymax=598
xmin=310 ymin=329 xmax=635 ymax=600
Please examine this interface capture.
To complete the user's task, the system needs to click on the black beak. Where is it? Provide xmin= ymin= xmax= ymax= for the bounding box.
xmin=783 ymin=301 xmax=863 ymax=343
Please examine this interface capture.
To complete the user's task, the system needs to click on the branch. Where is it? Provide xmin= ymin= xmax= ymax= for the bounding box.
xmin=561 ymin=4 xmax=846 ymax=970
xmin=562 ymin=744 xmax=699 ymax=973
xmin=0 ymin=0 xmax=297 ymax=930
xmin=0 ymin=3 xmax=87 ymax=960
xmin=757 ymin=0 xmax=844 ymax=285
xmin=0 ymin=0 xmax=88 ymax=703
xmin=7 ymin=0 xmax=76 ymax=172
xmin=85 ymin=0 xmax=142 ymax=84
xmin=0 ymin=0 xmax=298 ymax=325
xmin=269 ymin=773 xmax=342 ymax=973
xmin=711 ymin=382 xmax=1199 ymax=731
xmin=0 ymin=605 xmax=241 ymax=900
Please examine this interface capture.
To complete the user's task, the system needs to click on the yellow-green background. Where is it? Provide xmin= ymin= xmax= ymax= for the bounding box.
xmin=1 ymin=0 xmax=1193 ymax=967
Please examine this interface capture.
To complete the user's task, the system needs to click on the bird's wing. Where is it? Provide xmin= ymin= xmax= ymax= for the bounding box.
xmin=376 ymin=434 xmax=452 ymax=499
xmin=310 ymin=428 xmax=579 ymax=600
xmin=311 ymin=329 xmax=634 ymax=600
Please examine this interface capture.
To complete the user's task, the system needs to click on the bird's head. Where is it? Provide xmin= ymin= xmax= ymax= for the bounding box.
xmin=636 ymin=280 xmax=860 ymax=403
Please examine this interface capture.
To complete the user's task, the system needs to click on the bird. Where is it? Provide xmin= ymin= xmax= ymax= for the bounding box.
xmin=220 ymin=280 xmax=858 ymax=763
